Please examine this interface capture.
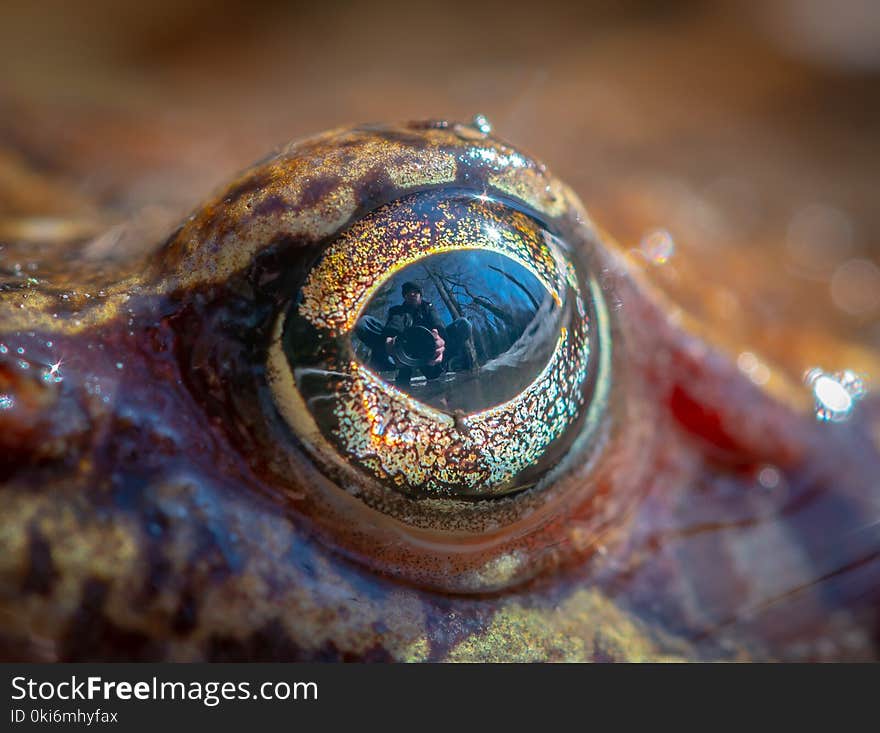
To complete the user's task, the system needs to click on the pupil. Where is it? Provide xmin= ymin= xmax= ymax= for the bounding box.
xmin=352 ymin=249 xmax=559 ymax=413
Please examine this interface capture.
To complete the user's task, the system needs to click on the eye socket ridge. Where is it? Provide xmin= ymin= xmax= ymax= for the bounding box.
xmin=161 ymin=122 xmax=627 ymax=594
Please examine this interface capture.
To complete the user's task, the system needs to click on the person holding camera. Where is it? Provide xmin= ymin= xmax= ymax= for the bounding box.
xmin=355 ymin=281 xmax=472 ymax=386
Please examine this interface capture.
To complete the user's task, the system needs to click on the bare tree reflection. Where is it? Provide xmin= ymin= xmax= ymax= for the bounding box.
xmin=353 ymin=250 xmax=560 ymax=413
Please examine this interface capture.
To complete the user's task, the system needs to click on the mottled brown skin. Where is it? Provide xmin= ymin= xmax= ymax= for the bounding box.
xmin=1 ymin=121 xmax=879 ymax=662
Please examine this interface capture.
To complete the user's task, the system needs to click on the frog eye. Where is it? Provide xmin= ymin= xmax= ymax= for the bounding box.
xmin=267 ymin=188 xmax=610 ymax=503
xmin=167 ymin=120 xmax=620 ymax=591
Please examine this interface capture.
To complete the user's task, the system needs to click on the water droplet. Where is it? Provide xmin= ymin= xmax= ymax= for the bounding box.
xmin=453 ymin=115 xmax=492 ymax=141
xmin=805 ymin=367 xmax=865 ymax=422
xmin=16 ymin=347 xmax=24 ymax=355
xmin=17 ymin=360 xmax=29 ymax=370
xmin=42 ymin=360 xmax=64 ymax=383
xmin=0 ymin=344 xmax=6 ymax=354
xmin=472 ymin=113 xmax=493 ymax=135
xmin=0 ymin=394 xmax=13 ymax=410
xmin=639 ymin=229 xmax=675 ymax=265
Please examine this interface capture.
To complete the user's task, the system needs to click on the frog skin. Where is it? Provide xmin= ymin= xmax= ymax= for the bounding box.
xmin=1 ymin=119 xmax=879 ymax=662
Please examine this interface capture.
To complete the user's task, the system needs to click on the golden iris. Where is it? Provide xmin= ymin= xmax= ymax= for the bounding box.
xmin=268 ymin=188 xmax=609 ymax=500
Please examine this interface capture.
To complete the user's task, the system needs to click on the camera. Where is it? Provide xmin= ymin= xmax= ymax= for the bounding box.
xmin=392 ymin=326 xmax=437 ymax=367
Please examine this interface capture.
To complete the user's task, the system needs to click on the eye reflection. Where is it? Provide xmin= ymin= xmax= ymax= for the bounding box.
xmin=353 ymin=249 xmax=559 ymax=412
xmin=268 ymin=189 xmax=607 ymax=502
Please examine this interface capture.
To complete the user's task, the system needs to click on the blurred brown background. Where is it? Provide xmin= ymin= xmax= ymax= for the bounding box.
xmin=2 ymin=0 xmax=878 ymax=365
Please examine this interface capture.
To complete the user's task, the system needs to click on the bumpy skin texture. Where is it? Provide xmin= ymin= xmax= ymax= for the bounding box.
xmin=1 ymin=121 xmax=879 ymax=661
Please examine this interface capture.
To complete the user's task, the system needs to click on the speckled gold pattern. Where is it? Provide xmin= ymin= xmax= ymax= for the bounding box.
xmin=287 ymin=191 xmax=595 ymax=498
xmin=444 ymin=587 xmax=690 ymax=662
xmin=299 ymin=194 xmax=564 ymax=335
xmin=331 ymin=311 xmax=588 ymax=495
xmin=459 ymin=142 xmax=569 ymax=219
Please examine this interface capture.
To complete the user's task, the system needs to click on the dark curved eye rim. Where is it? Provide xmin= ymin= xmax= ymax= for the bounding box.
xmin=268 ymin=189 xmax=607 ymax=501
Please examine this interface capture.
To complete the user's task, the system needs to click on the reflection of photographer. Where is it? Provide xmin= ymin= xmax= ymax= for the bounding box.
xmin=355 ymin=282 xmax=472 ymax=386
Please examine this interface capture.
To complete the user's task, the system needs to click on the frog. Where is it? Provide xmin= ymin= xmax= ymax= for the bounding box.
xmin=1 ymin=116 xmax=879 ymax=662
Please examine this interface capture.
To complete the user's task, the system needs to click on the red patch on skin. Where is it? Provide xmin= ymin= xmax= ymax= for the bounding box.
xmin=668 ymin=384 xmax=741 ymax=456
